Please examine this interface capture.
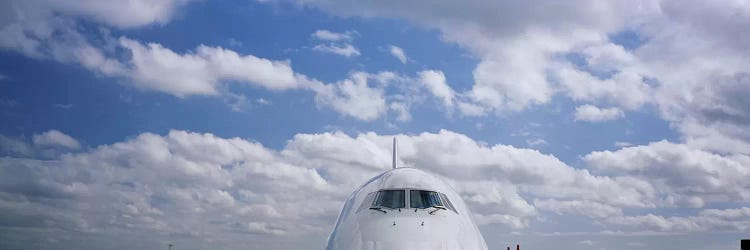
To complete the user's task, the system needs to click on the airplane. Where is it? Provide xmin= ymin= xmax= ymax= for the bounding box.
xmin=326 ymin=138 xmax=489 ymax=250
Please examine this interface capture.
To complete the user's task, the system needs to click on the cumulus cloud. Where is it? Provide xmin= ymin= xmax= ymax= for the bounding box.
xmin=606 ymin=207 xmax=750 ymax=232
xmin=388 ymin=45 xmax=408 ymax=64
xmin=0 ymin=4 xmax=395 ymax=121
xmin=614 ymin=141 xmax=633 ymax=147
xmin=0 ymin=0 xmax=191 ymax=46
xmin=1 ymin=130 xmax=339 ymax=246
xmin=32 ymin=130 xmax=81 ymax=150
xmin=3 ymin=129 xmax=749 ymax=248
xmin=0 ymin=0 xmax=190 ymax=59
xmin=310 ymin=72 xmax=388 ymax=121
xmin=0 ymin=135 xmax=34 ymax=157
xmin=3 ymin=0 xmax=749 ymax=249
xmin=0 ymin=128 xmax=693 ymax=248
xmin=311 ymin=30 xmax=355 ymax=41
xmin=557 ymin=68 xmax=652 ymax=110
xmin=310 ymin=30 xmax=360 ymax=58
xmin=574 ymin=105 xmax=624 ymax=122
xmin=278 ymin=0 xmax=639 ymax=113
xmin=583 ymin=140 xmax=750 ymax=207
xmin=268 ymin=0 xmax=750 ymax=158
xmin=116 ymin=39 xmax=395 ymax=120
xmin=535 ymin=199 xmax=622 ymax=218
xmin=525 ymin=138 xmax=548 ymax=148
xmin=389 ymin=102 xmax=411 ymax=122
xmin=418 ymin=70 xmax=455 ymax=108
xmin=312 ymin=43 xmax=360 ymax=57
xmin=46 ymin=0 xmax=193 ymax=28
xmin=118 ymin=38 xmax=299 ymax=96
xmin=579 ymin=240 xmax=596 ymax=246
xmin=0 ymin=1 xmax=390 ymax=122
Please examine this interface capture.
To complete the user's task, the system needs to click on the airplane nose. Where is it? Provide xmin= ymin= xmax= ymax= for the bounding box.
xmin=356 ymin=216 xmax=460 ymax=250
xmin=363 ymin=240 xmax=452 ymax=250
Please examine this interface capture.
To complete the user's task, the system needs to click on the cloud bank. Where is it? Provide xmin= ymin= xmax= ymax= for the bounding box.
xmin=1 ymin=130 xmax=748 ymax=249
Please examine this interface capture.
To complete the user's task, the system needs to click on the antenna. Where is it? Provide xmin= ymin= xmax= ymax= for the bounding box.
xmin=392 ymin=137 xmax=397 ymax=169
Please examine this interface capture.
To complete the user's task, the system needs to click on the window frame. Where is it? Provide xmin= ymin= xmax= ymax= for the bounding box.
xmin=438 ymin=192 xmax=457 ymax=214
xmin=356 ymin=192 xmax=377 ymax=213
xmin=370 ymin=189 xmax=407 ymax=209
xmin=408 ymin=189 xmax=445 ymax=209
xmin=358 ymin=188 xmax=458 ymax=214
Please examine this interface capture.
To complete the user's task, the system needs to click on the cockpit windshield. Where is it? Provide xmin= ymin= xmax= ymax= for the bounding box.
xmin=372 ymin=190 xmax=405 ymax=209
xmin=410 ymin=190 xmax=444 ymax=209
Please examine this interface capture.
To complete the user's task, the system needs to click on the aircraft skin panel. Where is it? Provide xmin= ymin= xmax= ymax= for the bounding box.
xmin=326 ymin=167 xmax=489 ymax=250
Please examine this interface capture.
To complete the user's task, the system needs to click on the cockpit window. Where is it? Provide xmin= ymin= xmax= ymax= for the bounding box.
xmin=372 ymin=190 xmax=405 ymax=209
xmin=409 ymin=190 xmax=444 ymax=209
xmin=439 ymin=193 xmax=457 ymax=213
xmin=357 ymin=192 xmax=377 ymax=213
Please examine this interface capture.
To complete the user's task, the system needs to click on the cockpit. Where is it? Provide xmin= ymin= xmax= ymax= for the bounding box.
xmin=356 ymin=189 xmax=457 ymax=214
xmin=327 ymin=167 xmax=489 ymax=250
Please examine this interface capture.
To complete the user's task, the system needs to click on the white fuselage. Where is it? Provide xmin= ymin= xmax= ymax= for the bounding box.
xmin=326 ymin=168 xmax=488 ymax=250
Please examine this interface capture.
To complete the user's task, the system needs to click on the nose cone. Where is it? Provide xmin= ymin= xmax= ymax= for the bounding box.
xmin=357 ymin=216 xmax=460 ymax=250
xmin=327 ymin=167 xmax=488 ymax=250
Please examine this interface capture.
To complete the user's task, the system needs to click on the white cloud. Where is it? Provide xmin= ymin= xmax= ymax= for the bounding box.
xmin=0 ymin=0 xmax=191 ymax=59
xmin=0 ymin=135 xmax=34 ymax=157
xmin=0 ymin=130 xmax=647 ymax=241
xmin=227 ymin=38 xmax=243 ymax=47
xmin=535 ymin=199 xmax=622 ymax=218
xmin=557 ymin=67 xmax=652 ymax=110
xmin=311 ymin=30 xmax=354 ymax=41
xmin=456 ymin=101 xmax=488 ymax=117
xmin=582 ymin=42 xmax=635 ymax=74
xmin=0 ymin=130 xmax=339 ymax=246
xmin=579 ymin=240 xmax=596 ymax=246
xmin=574 ymin=105 xmax=624 ymax=122
xmin=311 ymin=72 xmax=387 ymax=121
xmin=606 ymin=207 xmax=750 ymax=232
xmin=280 ymin=0 xmax=640 ymax=114
xmin=273 ymin=0 xmax=750 ymax=158
xmin=246 ymin=222 xmax=285 ymax=235
xmin=119 ymin=38 xmax=299 ymax=97
xmin=389 ymin=102 xmax=411 ymax=122
xmin=2 ymin=129 xmax=749 ymax=248
xmin=11 ymin=0 xmax=750 ymax=158
xmin=256 ymin=98 xmax=271 ymax=105
xmin=114 ymin=38 xmax=405 ymax=121
xmin=614 ymin=141 xmax=633 ymax=147
xmin=224 ymin=93 xmax=250 ymax=112
xmin=32 ymin=130 xmax=81 ymax=150
xmin=584 ymin=140 xmax=750 ymax=207
xmin=115 ymin=38 xmax=397 ymax=120
xmin=0 ymin=0 xmax=191 ymax=31
xmin=312 ymin=43 xmax=360 ymax=57
xmin=2 ymin=0 xmax=749 ymax=249
xmin=525 ymin=138 xmax=548 ymax=148
xmin=310 ymin=30 xmax=360 ymax=58
xmin=47 ymin=0 xmax=193 ymax=28
xmin=0 ymin=6 xmax=392 ymax=121
xmin=418 ymin=70 xmax=455 ymax=108
xmin=388 ymin=45 xmax=408 ymax=64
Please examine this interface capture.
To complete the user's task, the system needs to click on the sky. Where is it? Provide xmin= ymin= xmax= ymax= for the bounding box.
xmin=0 ymin=0 xmax=748 ymax=250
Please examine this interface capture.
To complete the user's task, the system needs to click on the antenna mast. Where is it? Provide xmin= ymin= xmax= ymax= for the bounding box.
xmin=392 ymin=137 xmax=397 ymax=169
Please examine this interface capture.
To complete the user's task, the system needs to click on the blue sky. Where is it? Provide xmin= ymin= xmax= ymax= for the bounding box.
xmin=1 ymin=1 xmax=749 ymax=250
